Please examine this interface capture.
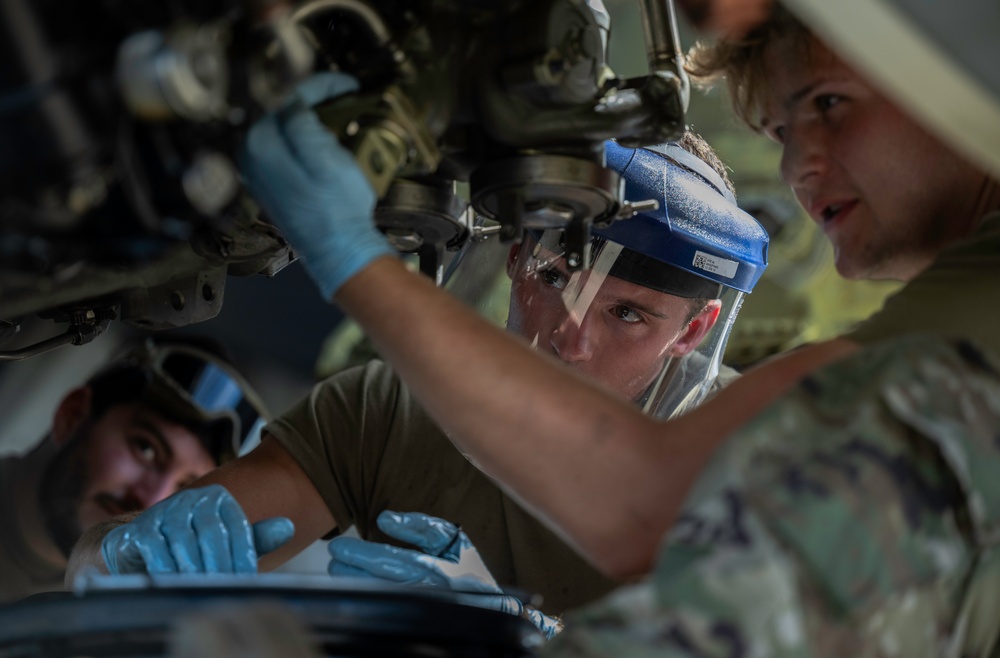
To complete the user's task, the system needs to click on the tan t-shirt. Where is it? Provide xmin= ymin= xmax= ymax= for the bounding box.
xmin=848 ymin=211 xmax=1000 ymax=353
xmin=265 ymin=359 xmax=621 ymax=616
xmin=0 ymin=455 xmax=65 ymax=603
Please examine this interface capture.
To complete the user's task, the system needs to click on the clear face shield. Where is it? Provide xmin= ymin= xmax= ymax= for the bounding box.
xmin=642 ymin=286 xmax=745 ymax=419
xmin=443 ymin=140 xmax=769 ymax=419
xmin=444 ymin=227 xmax=745 ymax=419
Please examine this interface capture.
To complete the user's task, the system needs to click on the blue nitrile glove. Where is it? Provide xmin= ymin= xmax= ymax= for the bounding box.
xmin=240 ymin=72 xmax=396 ymax=299
xmin=102 ymin=484 xmax=294 ymax=575
xmin=328 ymin=510 xmax=562 ymax=640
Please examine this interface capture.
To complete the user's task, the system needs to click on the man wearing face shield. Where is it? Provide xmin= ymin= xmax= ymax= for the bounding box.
xmin=502 ymin=139 xmax=765 ymax=420
xmin=70 ymin=132 xmax=767 ymax=621
xmin=0 ymin=337 xmax=269 ymax=603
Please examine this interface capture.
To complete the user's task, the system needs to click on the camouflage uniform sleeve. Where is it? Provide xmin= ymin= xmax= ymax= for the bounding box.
xmin=542 ymin=335 xmax=1000 ymax=658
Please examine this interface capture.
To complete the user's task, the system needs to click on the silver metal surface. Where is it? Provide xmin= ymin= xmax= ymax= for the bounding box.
xmin=116 ymin=26 xmax=229 ymax=122
xmin=471 ymin=154 xmax=623 ymax=229
xmin=639 ymin=0 xmax=690 ymax=110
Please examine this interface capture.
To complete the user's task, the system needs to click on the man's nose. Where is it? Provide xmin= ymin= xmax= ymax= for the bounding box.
xmin=779 ymin=122 xmax=829 ymax=188
xmin=550 ymin=310 xmax=595 ymax=363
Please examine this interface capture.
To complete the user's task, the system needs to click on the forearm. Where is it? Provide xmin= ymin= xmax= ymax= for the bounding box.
xmin=336 ymin=259 xmax=861 ymax=577
xmin=237 ymin=75 xmax=858 ymax=577
xmin=192 ymin=437 xmax=336 ymax=571
xmin=337 ymin=259 xmax=707 ymax=575
xmin=239 ymin=75 xmax=676 ymax=574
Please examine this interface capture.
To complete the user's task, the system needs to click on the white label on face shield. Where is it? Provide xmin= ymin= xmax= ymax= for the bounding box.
xmin=692 ymin=251 xmax=738 ymax=279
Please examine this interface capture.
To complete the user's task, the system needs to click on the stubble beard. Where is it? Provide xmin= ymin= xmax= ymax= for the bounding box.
xmin=834 ymin=218 xmax=943 ymax=282
xmin=38 ymin=422 xmax=93 ymax=557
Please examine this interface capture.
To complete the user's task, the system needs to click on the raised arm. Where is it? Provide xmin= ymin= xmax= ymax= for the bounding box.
xmin=337 ymin=259 xmax=857 ymax=576
xmin=240 ymin=72 xmax=860 ymax=579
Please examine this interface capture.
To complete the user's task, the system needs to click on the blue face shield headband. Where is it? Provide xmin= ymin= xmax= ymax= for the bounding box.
xmin=531 ymin=229 xmax=725 ymax=299
xmin=597 ymin=140 xmax=769 ymax=295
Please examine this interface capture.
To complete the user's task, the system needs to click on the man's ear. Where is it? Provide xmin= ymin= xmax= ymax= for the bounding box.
xmin=668 ymin=299 xmax=723 ymax=357
xmin=52 ymin=386 xmax=94 ymax=445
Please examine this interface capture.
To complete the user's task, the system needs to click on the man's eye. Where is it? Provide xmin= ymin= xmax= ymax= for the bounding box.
xmin=816 ymin=94 xmax=842 ymax=112
xmin=763 ymin=124 xmax=785 ymax=143
xmin=541 ymin=268 xmax=568 ymax=290
xmin=612 ymin=305 xmax=643 ymax=324
xmin=130 ymin=437 xmax=158 ymax=465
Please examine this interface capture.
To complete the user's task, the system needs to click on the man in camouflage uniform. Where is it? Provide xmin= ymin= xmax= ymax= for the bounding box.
xmin=545 ymin=334 xmax=1000 ymax=656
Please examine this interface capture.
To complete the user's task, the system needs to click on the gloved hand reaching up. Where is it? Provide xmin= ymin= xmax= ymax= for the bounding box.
xmin=102 ymin=484 xmax=294 ymax=574
xmin=328 ymin=510 xmax=563 ymax=639
xmin=240 ymin=72 xmax=396 ymax=300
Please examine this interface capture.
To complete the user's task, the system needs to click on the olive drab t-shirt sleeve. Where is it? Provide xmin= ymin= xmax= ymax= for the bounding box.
xmin=264 ymin=361 xmax=396 ymax=535
xmin=265 ymin=360 xmax=484 ymax=541
xmin=847 ymin=211 xmax=1000 ymax=355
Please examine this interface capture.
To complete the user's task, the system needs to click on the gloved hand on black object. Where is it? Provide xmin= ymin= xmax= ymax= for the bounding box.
xmin=240 ymin=72 xmax=396 ymax=300
xmin=102 ymin=484 xmax=294 ymax=574
xmin=327 ymin=510 xmax=563 ymax=640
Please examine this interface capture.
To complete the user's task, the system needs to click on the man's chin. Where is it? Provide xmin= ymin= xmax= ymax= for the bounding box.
xmin=834 ymin=249 xmax=915 ymax=282
xmin=832 ymin=245 xmax=877 ymax=280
